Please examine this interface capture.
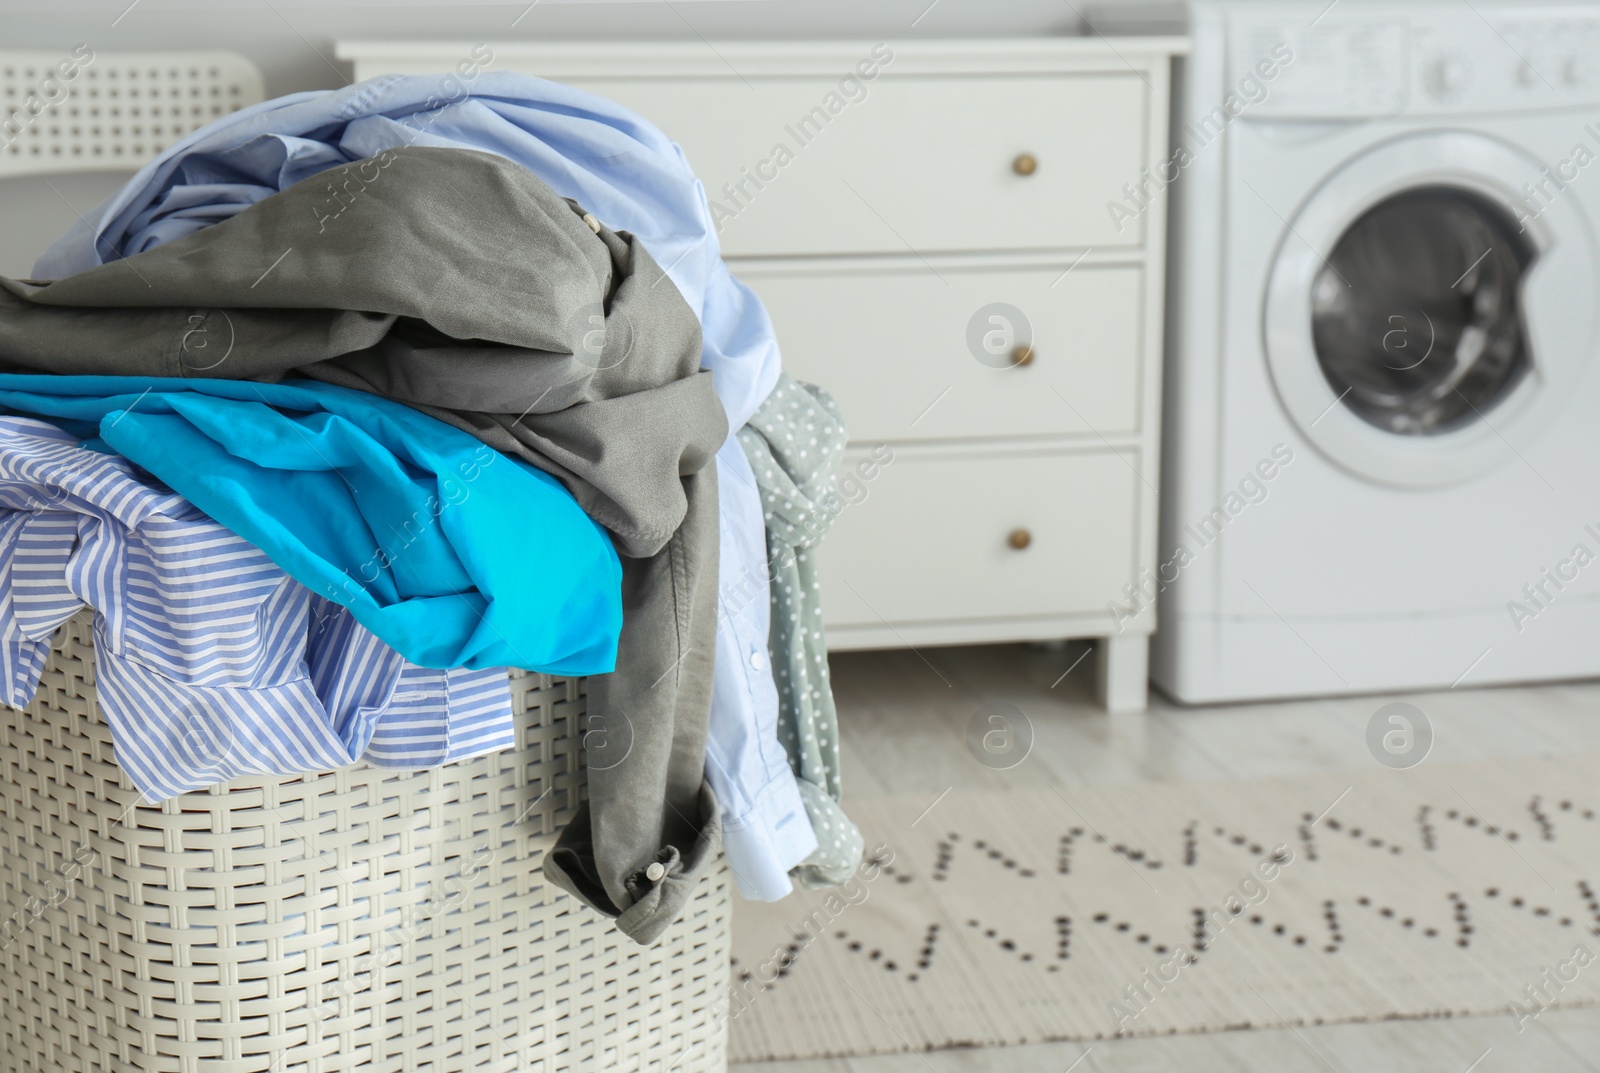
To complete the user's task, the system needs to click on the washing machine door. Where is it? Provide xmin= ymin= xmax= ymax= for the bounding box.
xmin=1263 ymin=130 xmax=1599 ymax=486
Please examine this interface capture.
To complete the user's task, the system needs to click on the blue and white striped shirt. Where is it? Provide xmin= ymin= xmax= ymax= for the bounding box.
xmin=0 ymin=415 xmax=514 ymax=800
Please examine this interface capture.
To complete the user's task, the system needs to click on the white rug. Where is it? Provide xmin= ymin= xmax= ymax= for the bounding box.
xmin=728 ymin=755 xmax=1600 ymax=1062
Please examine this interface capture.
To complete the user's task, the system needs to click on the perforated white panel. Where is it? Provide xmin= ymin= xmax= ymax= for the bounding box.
xmin=0 ymin=50 xmax=264 ymax=176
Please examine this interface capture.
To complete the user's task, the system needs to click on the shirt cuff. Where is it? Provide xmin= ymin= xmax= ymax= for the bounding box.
xmin=720 ymin=768 xmax=816 ymax=901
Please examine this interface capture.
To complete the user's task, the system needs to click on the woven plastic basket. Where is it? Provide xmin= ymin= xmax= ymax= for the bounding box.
xmin=0 ymin=611 xmax=731 ymax=1073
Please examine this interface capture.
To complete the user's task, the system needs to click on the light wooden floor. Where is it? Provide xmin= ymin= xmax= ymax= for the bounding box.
xmin=732 ymin=640 xmax=1600 ymax=1073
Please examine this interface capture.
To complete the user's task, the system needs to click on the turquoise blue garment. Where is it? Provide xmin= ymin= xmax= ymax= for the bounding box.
xmin=0 ymin=374 xmax=621 ymax=674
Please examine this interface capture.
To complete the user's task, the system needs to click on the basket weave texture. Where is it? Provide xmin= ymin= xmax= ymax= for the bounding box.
xmin=0 ymin=612 xmax=731 ymax=1072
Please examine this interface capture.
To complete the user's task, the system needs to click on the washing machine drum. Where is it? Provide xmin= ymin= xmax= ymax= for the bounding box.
xmin=1310 ymin=188 xmax=1534 ymax=436
xmin=1263 ymin=131 xmax=1599 ymax=487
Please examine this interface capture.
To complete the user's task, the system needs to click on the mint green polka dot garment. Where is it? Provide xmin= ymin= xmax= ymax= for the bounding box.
xmin=736 ymin=375 xmax=863 ymax=889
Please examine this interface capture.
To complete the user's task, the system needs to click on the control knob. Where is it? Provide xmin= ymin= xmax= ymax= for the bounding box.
xmin=1422 ymin=52 xmax=1471 ymax=101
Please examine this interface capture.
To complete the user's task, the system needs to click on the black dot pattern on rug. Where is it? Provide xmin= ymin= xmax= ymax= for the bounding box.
xmin=906 ymin=922 xmax=941 ymax=982
xmin=1448 ymin=892 xmax=1473 ymax=947
xmin=1191 ymin=908 xmax=1210 ymax=954
xmin=1111 ymin=840 xmax=1163 ymax=870
xmin=1213 ymin=825 xmax=1264 ymax=857
xmin=1299 ymin=813 xmax=1320 ymax=862
xmin=1442 ymin=808 xmax=1519 ymax=842
xmin=1054 ymin=915 xmax=1072 ymax=967
xmin=1320 ymin=817 xmax=1402 ymax=855
xmin=1058 ymin=828 xmax=1084 ymax=875
xmin=734 ymin=963 xmax=776 ymax=995
xmin=1092 ymin=912 xmax=1170 ymax=955
xmin=1351 ymin=895 xmax=1446 ymax=942
xmin=973 ymin=837 xmax=1033 ymax=877
xmin=774 ymin=936 xmax=808 ymax=978
xmin=1483 ymin=886 xmax=1584 ymax=931
xmin=1242 ymin=910 xmax=1309 ymax=949
xmin=830 ymin=929 xmax=909 ymax=979
xmin=932 ymin=833 xmax=1036 ymax=881
xmin=965 ymin=917 xmax=1037 ymax=964
xmin=932 ymin=838 xmax=954 ymax=882
xmin=731 ymin=955 xmax=767 ymax=994
xmin=1558 ymin=799 xmax=1598 ymax=822
xmin=758 ymin=788 xmax=1600 ymax=1006
xmin=1579 ymin=880 xmax=1600 ymax=933
xmin=1418 ymin=805 xmax=1437 ymax=852
xmin=1322 ymin=899 xmax=1344 ymax=953
xmin=1529 ymin=797 xmax=1556 ymax=842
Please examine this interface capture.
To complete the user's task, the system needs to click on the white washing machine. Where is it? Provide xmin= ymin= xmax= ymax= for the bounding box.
xmin=1155 ymin=0 xmax=1600 ymax=702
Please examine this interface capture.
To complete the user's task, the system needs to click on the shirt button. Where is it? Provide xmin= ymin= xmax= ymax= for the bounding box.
xmin=582 ymin=212 xmax=601 ymax=233
xmin=645 ymin=862 xmax=666 ymax=883
xmin=749 ymin=650 xmax=766 ymax=671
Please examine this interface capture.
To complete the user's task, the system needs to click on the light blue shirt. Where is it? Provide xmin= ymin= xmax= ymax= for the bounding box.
xmin=37 ymin=72 xmax=811 ymax=899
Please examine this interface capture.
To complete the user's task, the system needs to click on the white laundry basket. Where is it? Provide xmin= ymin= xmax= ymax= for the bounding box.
xmin=0 ymin=611 xmax=731 ymax=1073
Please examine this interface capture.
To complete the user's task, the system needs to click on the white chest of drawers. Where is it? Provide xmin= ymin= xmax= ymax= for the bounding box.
xmin=341 ymin=38 xmax=1184 ymax=711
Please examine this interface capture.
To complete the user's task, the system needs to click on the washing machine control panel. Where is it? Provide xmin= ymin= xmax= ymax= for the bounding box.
xmin=1231 ymin=12 xmax=1600 ymax=117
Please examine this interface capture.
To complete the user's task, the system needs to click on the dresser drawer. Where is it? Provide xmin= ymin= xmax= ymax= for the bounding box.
xmin=820 ymin=448 xmax=1138 ymax=629
xmin=554 ymin=74 xmax=1147 ymax=256
xmin=744 ymin=263 xmax=1143 ymax=443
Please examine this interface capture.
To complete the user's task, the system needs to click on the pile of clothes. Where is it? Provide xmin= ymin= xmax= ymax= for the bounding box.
xmin=3 ymin=72 xmax=860 ymax=944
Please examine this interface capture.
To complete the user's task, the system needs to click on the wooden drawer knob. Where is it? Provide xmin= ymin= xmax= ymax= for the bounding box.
xmin=1012 ymin=153 xmax=1038 ymax=176
xmin=1011 ymin=344 xmax=1034 ymax=367
xmin=1008 ymin=528 xmax=1032 ymax=550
